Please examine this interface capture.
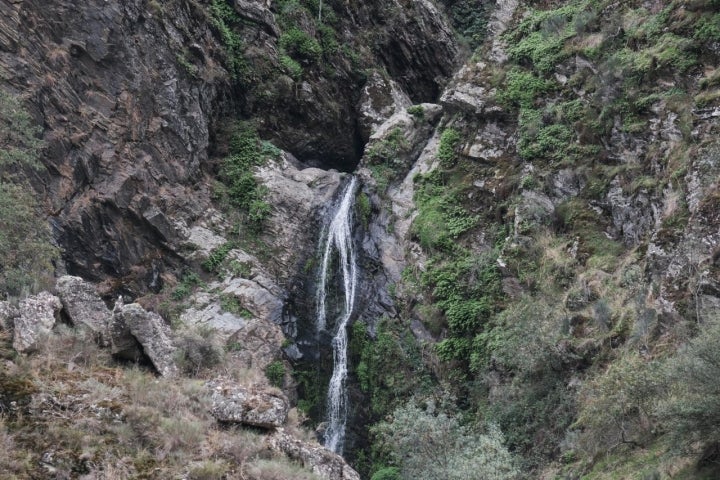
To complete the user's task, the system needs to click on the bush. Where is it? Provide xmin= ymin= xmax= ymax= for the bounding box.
xmin=373 ymin=403 xmax=519 ymax=480
xmin=576 ymin=354 xmax=663 ymax=455
xmin=174 ymin=326 xmax=226 ymax=376
xmin=279 ymin=27 xmax=322 ymax=63
xmin=218 ymin=123 xmax=276 ymax=232
xmin=209 ymin=0 xmax=249 ymax=80
xmin=279 ymin=54 xmax=303 ymax=80
xmin=0 ymin=92 xmax=57 ymax=298
xmin=265 ymin=360 xmax=286 ymax=387
xmin=495 ymin=68 xmax=554 ymax=110
xmin=658 ymin=319 xmax=720 ymax=451
xmin=371 ymin=467 xmax=401 ymax=480
xmin=438 ymin=127 xmax=461 ymax=168
xmin=0 ymin=91 xmax=42 ymax=169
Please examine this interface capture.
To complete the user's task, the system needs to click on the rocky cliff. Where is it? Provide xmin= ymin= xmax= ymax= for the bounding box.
xmin=3 ymin=0 xmax=720 ymax=478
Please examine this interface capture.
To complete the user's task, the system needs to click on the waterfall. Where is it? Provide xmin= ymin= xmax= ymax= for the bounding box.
xmin=316 ymin=176 xmax=358 ymax=454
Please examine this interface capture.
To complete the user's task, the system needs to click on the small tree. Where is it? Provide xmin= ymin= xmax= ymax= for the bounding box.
xmin=373 ymin=403 xmax=519 ymax=480
xmin=658 ymin=318 xmax=720 ymax=456
xmin=0 ymin=90 xmax=56 ymax=298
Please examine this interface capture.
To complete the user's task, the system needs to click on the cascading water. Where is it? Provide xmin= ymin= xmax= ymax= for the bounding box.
xmin=316 ymin=176 xmax=358 ymax=455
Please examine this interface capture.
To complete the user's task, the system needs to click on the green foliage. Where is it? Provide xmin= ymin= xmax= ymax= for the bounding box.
xmin=370 ymin=467 xmax=401 ymax=480
xmin=279 ymin=54 xmax=303 ymax=80
xmin=406 ymin=105 xmax=425 ymax=120
xmin=218 ymin=123 xmax=276 ymax=232
xmin=577 ymin=354 xmax=663 ymax=454
xmin=445 ymin=0 xmax=489 ymax=49
xmin=219 ymin=294 xmax=251 ymax=317
xmin=695 ymin=13 xmax=720 ymax=42
xmin=438 ymin=127 xmax=461 ymax=168
xmin=365 ymin=128 xmax=411 ymax=189
xmin=279 ymin=27 xmax=322 ymax=63
xmin=351 ymin=320 xmax=431 ymax=418
xmin=265 ymin=360 xmax=286 ymax=387
xmin=171 ymin=271 xmax=203 ymax=301
xmin=0 ymin=184 xmax=57 ymax=297
xmin=506 ymin=3 xmax=584 ymax=73
xmin=0 ymin=92 xmax=57 ymax=298
xmin=356 ymin=191 xmax=371 ymax=228
xmin=0 ymin=91 xmax=42 ymax=169
xmin=517 ymin=109 xmax=573 ymax=160
xmin=411 ymin=171 xmax=479 ymax=252
xmin=658 ymin=319 xmax=720 ymax=450
xmin=478 ymin=297 xmax=578 ymax=464
xmin=209 ymin=0 xmax=249 ymax=81
xmin=366 ymin=128 xmax=408 ymax=167
xmin=202 ymin=242 xmax=235 ymax=273
xmin=497 ymin=68 xmax=555 ymax=109
xmin=373 ymin=403 xmax=519 ymax=480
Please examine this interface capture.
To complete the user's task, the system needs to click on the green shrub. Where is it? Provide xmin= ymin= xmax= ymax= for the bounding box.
xmin=265 ymin=360 xmax=286 ymax=387
xmin=497 ymin=68 xmax=555 ymax=108
xmin=209 ymin=0 xmax=249 ymax=81
xmin=0 ymin=91 xmax=42 ymax=169
xmin=576 ymin=354 xmax=663 ymax=455
xmin=218 ymin=123 xmax=276 ymax=232
xmin=373 ymin=403 xmax=519 ymax=480
xmin=356 ymin=191 xmax=371 ymax=228
xmin=171 ymin=271 xmax=203 ymax=300
xmin=658 ymin=319 xmax=720 ymax=451
xmin=438 ymin=127 xmax=461 ymax=168
xmin=0 ymin=92 xmax=57 ymax=297
xmin=370 ymin=467 xmax=401 ymax=480
xmin=695 ymin=13 xmax=720 ymax=42
xmin=202 ymin=242 xmax=235 ymax=272
xmin=279 ymin=54 xmax=303 ymax=80
xmin=406 ymin=105 xmax=425 ymax=119
xmin=279 ymin=27 xmax=322 ymax=63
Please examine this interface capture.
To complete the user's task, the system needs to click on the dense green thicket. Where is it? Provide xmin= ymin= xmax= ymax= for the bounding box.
xmin=373 ymin=403 xmax=519 ymax=480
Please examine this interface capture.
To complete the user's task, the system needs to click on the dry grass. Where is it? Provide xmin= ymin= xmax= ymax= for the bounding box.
xmin=0 ymin=325 xmax=319 ymax=479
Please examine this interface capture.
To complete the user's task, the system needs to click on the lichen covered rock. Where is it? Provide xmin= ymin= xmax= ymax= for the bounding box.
xmin=13 ymin=292 xmax=62 ymax=354
xmin=209 ymin=379 xmax=289 ymax=428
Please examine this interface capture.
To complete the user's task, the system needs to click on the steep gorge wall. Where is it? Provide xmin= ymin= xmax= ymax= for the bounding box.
xmin=0 ymin=0 xmax=459 ymax=298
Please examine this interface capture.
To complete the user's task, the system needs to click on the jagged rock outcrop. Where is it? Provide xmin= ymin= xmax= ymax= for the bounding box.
xmin=209 ymin=379 xmax=289 ymax=428
xmin=266 ymin=429 xmax=361 ymax=480
xmin=55 ymin=275 xmax=112 ymax=343
xmin=13 ymin=292 xmax=63 ymax=354
xmin=357 ymin=70 xmax=412 ymax=142
xmin=111 ymin=302 xmax=177 ymax=377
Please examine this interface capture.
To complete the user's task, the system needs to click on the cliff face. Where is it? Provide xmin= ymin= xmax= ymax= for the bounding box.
xmin=4 ymin=0 xmax=720 ymax=478
xmin=0 ymin=0 xmax=458 ymax=297
xmin=354 ymin=0 xmax=720 ymax=477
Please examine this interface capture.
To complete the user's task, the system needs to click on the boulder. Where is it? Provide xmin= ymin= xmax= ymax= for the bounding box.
xmin=209 ymin=380 xmax=288 ymax=428
xmin=266 ymin=429 xmax=361 ymax=480
xmin=55 ymin=275 xmax=112 ymax=344
xmin=111 ymin=302 xmax=177 ymax=377
xmin=13 ymin=292 xmax=62 ymax=354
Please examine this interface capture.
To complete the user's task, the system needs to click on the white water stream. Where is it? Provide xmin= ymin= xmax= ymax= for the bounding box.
xmin=316 ymin=176 xmax=358 ymax=454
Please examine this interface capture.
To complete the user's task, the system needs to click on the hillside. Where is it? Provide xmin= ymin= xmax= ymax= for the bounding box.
xmin=1 ymin=0 xmax=720 ymax=479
